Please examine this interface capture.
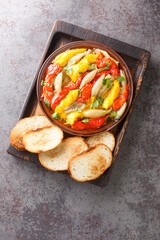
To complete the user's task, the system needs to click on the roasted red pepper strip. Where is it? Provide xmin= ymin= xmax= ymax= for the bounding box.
xmin=77 ymin=82 xmax=93 ymax=103
xmin=106 ymin=58 xmax=118 ymax=69
xmin=94 ymin=71 xmax=110 ymax=81
xmin=96 ymin=52 xmax=120 ymax=77
xmin=110 ymin=68 xmax=120 ymax=77
xmin=96 ymin=58 xmax=109 ymax=68
xmin=72 ymin=114 xmax=108 ymax=130
xmin=77 ymin=71 xmax=109 ymax=103
xmin=99 ymin=70 xmax=110 ymax=76
xmin=96 ymin=51 xmax=104 ymax=67
xmin=42 ymin=84 xmax=54 ymax=103
xmin=51 ymin=72 xmax=88 ymax=110
xmin=105 ymin=58 xmax=120 ymax=77
xmin=45 ymin=62 xmax=62 ymax=85
xmin=77 ymin=72 xmax=101 ymax=103
xmin=42 ymin=63 xmax=62 ymax=104
xmin=112 ymin=84 xmax=130 ymax=111
xmin=96 ymin=54 xmax=117 ymax=68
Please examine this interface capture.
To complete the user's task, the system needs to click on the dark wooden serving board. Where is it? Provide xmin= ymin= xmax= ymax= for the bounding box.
xmin=7 ymin=20 xmax=150 ymax=186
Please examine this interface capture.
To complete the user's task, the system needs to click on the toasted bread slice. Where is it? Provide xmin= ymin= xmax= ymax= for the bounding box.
xmin=86 ymin=132 xmax=115 ymax=151
xmin=22 ymin=125 xmax=63 ymax=153
xmin=39 ymin=137 xmax=88 ymax=171
xmin=68 ymin=144 xmax=112 ymax=182
xmin=10 ymin=116 xmax=52 ymax=150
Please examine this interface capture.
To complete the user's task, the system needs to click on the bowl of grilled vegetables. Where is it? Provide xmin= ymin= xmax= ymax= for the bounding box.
xmin=37 ymin=41 xmax=133 ymax=136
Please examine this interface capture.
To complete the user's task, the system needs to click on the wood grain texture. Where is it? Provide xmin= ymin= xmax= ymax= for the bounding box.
xmin=7 ymin=20 xmax=150 ymax=186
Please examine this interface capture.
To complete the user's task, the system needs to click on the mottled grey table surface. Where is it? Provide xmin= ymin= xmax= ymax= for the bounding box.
xmin=0 ymin=0 xmax=160 ymax=239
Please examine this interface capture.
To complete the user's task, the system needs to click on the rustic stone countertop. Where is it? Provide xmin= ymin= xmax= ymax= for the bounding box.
xmin=0 ymin=1 xmax=159 ymax=239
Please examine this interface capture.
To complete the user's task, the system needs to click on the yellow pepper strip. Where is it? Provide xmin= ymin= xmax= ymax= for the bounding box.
xmin=102 ymin=80 xmax=120 ymax=109
xmin=54 ymin=49 xmax=86 ymax=67
xmin=66 ymin=112 xmax=83 ymax=125
xmin=55 ymin=90 xmax=79 ymax=113
xmin=60 ymin=112 xmax=67 ymax=120
xmin=67 ymin=54 xmax=97 ymax=82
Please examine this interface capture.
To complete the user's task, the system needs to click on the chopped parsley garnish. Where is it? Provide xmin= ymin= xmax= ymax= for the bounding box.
xmin=88 ymin=63 xmax=95 ymax=68
xmin=69 ymin=59 xmax=76 ymax=65
xmin=91 ymin=99 xmax=98 ymax=109
xmin=43 ymin=99 xmax=50 ymax=108
xmin=106 ymin=79 xmax=113 ymax=89
xmin=97 ymin=97 xmax=104 ymax=105
xmin=51 ymin=113 xmax=60 ymax=120
xmin=105 ymin=111 xmax=117 ymax=122
xmin=98 ymin=61 xmax=111 ymax=72
xmin=79 ymin=72 xmax=83 ymax=75
xmin=67 ymin=68 xmax=73 ymax=75
xmin=82 ymin=118 xmax=89 ymax=123
xmin=106 ymin=61 xmax=112 ymax=67
xmin=102 ymin=111 xmax=109 ymax=116
xmin=115 ymin=76 xmax=125 ymax=82
xmin=78 ymin=89 xmax=81 ymax=97
xmin=103 ymin=78 xmax=113 ymax=89
xmin=41 ymin=80 xmax=47 ymax=86
xmin=63 ymin=66 xmax=73 ymax=75
xmin=103 ymin=78 xmax=107 ymax=85
xmin=46 ymin=91 xmax=53 ymax=96
xmin=110 ymin=111 xmax=118 ymax=117
xmin=77 ymin=107 xmax=82 ymax=113
xmin=90 ymin=97 xmax=104 ymax=109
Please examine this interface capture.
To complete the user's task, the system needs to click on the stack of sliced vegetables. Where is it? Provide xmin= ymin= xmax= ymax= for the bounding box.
xmin=41 ymin=48 xmax=130 ymax=130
